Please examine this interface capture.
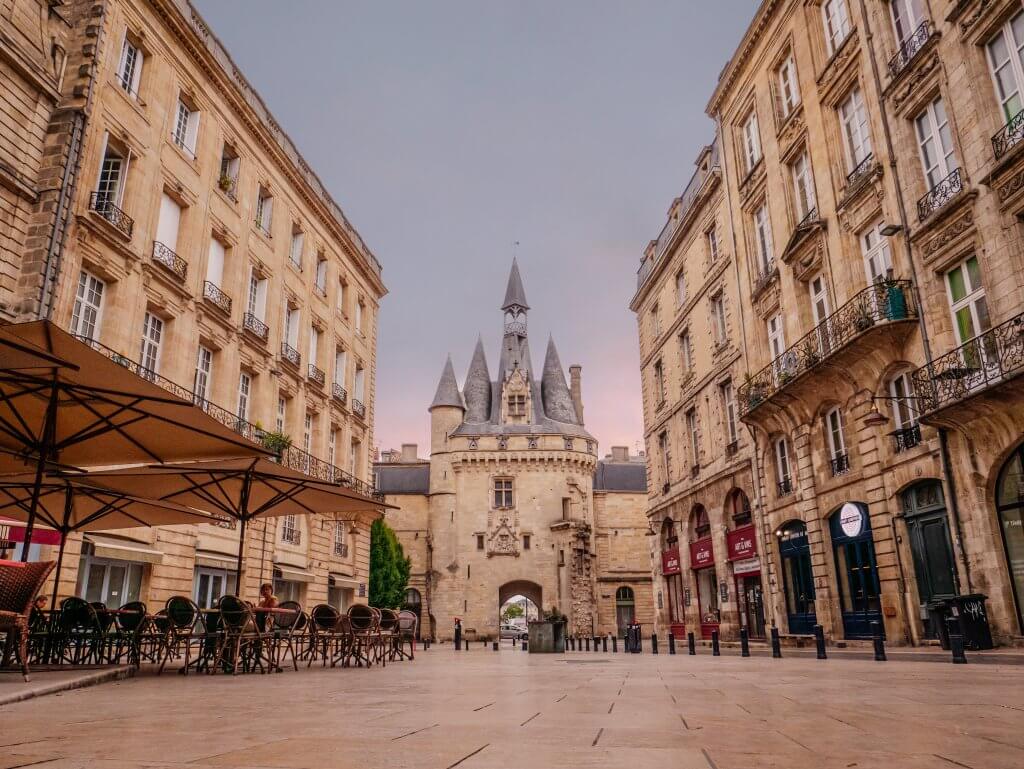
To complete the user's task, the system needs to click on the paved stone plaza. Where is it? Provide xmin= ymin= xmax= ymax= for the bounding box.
xmin=2 ymin=646 xmax=1024 ymax=769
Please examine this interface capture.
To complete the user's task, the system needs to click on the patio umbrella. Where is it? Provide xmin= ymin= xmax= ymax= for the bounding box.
xmin=0 ymin=472 xmax=228 ymax=607
xmin=81 ymin=457 xmax=394 ymax=584
xmin=0 ymin=320 xmax=270 ymax=559
xmin=0 ymin=327 xmax=77 ymax=373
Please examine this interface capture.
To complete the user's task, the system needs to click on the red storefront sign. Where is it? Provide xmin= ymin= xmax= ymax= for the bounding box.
xmin=0 ymin=519 xmax=62 ymax=546
xmin=689 ymin=537 xmax=714 ymax=569
xmin=661 ymin=547 xmax=681 ymax=575
xmin=727 ymin=525 xmax=757 ymax=562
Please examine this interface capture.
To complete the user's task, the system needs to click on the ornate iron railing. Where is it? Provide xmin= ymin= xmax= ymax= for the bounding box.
xmin=202 ymin=281 xmax=232 ymax=315
xmin=917 ymin=167 xmax=963 ymax=220
xmin=352 ymin=399 xmax=366 ymax=419
xmin=753 ymin=262 xmax=778 ymax=295
xmin=308 ymin=364 xmax=325 ymax=387
xmin=281 ymin=524 xmax=301 ymax=545
xmin=887 ymin=21 xmax=930 ymax=79
xmin=242 ymin=312 xmax=269 ymax=341
xmin=151 ymin=242 xmax=187 ymax=281
xmin=739 ymin=280 xmax=917 ymax=416
xmin=796 ymin=206 xmax=819 ymax=229
xmin=992 ymin=107 xmax=1024 ymax=160
xmin=891 ymin=424 xmax=922 ymax=453
xmin=333 ymin=541 xmax=349 ymax=557
xmin=846 ymin=153 xmax=875 ymax=186
xmin=911 ymin=311 xmax=1024 ymax=414
xmin=89 ymin=192 xmax=133 ymax=238
xmin=830 ymin=452 xmax=850 ymax=476
xmin=332 ymin=383 xmax=348 ymax=405
xmin=281 ymin=342 xmax=301 ymax=368
xmin=777 ymin=477 xmax=793 ymax=496
xmin=71 ymin=334 xmax=384 ymax=500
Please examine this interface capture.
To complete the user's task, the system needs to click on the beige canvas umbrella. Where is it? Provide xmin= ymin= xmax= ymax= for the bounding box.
xmin=0 ymin=472 xmax=228 ymax=607
xmin=0 ymin=320 xmax=269 ymax=558
xmin=82 ymin=457 xmax=393 ymax=583
xmin=0 ymin=327 xmax=77 ymax=373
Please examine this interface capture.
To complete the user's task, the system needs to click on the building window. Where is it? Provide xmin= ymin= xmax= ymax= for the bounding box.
xmin=679 ymin=331 xmax=692 ymax=375
xmin=315 ymin=254 xmax=328 ymax=293
xmin=728 ymin=489 xmax=752 ymax=526
xmin=822 ymin=0 xmax=851 ymax=55
xmin=508 ymin=394 xmax=527 ymax=416
xmin=477 ymin=534 xmax=485 ymax=550
xmin=860 ymin=220 xmax=893 ymax=284
xmin=675 ymin=270 xmax=686 ymax=305
xmin=335 ymin=348 xmax=347 ymax=388
xmin=710 ymin=294 xmax=727 ymax=345
xmin=219 ymin=143 xmax=239 ymax=197
xmin=775 ymin=437 xmax=792 ymax=494
xmin=194 ymin=345 xmax=213 ymax=405
xmin=753 ymin=203 xmax=774 ymax=273
xmin=116 ymin=32 xmax=144 ymax=98
xmin=309 ymin=326 xmax=320 ymax=370
xmin=355 ymin=301 xmax=364 ymax=334
xmin=825 ymin=407 xmax=848 ymax=475
xmin=350 ymin=438 xmax=361 ymax=478
xmin=246 ymin=267 xmax=268 ymax=321
xmin=658 ymin=430 xmax=672 ymax=486
xmin=986 ymin=12 xmax=1024 ymax=126
xmin=70 ymin=270 xmax=105 ymax=342
xmin=303 ymin=412 xmax=313 ymax=455
xmin=139 ymin=312 xmax=163 ymax=376
xmin=237 ymin=372 xmax=251 ymax=421
xmin=354 ymin=365 xmax=365 ymax=403
xmin=333 ymin=522 xmax=348 ymax=557
xmin=653 ymin=359 xmax=666 ymax=404
xmin=523 ymin=535 xmax=531 ymax=550
xmin=692 ymin=505 xmax=711 ymax=539
xmin=337 ymin=279 xmax=347 ymax=315
xmin=791 ymin=151 xmax=816 ymax=220
xmin=686 ymin=408 xmax=700 ymax=467
xmin=96 ymin=139 xmax=126 ymax=206
xmin=945 ymin=255 xmax=990 ymax=345
xmin=171 ymin=95 xmax=200 ymax=157
xmin=767 ymin=314 xmax=786 ymax=363
xmin=493 ymin=478 xmax=513 ymax=509
xmin=742 ymin=109 xmax=762 ymax=172
xmin=290 ymin=226 xmax=304 ymax=270
xmin=328 ymin=428 xmax=338 ymax=466
xmin=281 ymin=515 xmax=300 ymax=545
xmin=255 ymin=186 xmax=273 ymax=234
xmin=914 ymin=96 xmax=957 ymax=191
xmin=206 ymin=236 xmax=226 ymax=289
xmin=706 ymin=225 xmax=719 ymax=262
xmin=720 ymin=381 xmax=738 ymax=447
xmin=78 ymin=556 xmax=143 ymax=608
xmin=651 ymin=303 xmax=661 ymax=337
xmin=777 ymin=53 xmax=799 ymax=118
xmin=840 ymin=88 xmax=872 ymax=172
xmin=891 ymin=0 xmax=926 ymax=48
xmin=276 ymin=396 xmax=286 ymax=433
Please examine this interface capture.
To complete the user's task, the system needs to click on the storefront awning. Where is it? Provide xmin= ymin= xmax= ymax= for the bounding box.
xmin=329 ymin=573 xmax=359 ymax=588
xmin=274 ymin=564 xmax=314 ymax=583
xmin=84 ymin=533 xmax=164 ymax=565
xmin=195 ymin=550 xmax=237 ymax=570
xmin=0 ymin=518 xmax=61 ymax=546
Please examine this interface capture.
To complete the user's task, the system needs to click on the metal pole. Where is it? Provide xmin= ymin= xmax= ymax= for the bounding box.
xmin=740 ymin=627 xmax=750 ymax=658
xmin=711 ymin=630 xmax=720 ymax=656
xmin=602 ymin=635 xmax=608 ymax=652
xmin=651 ymin=633 xmax=659 ymax=654
xmin=21 ymin=381 xmax=59 ymax=561
xmin=668 ymin=633 xmax=676 ymax=654
xmin=948 ymin=618 xmax=967 ymax=664
xmin=770 ymin=627 xmax=782 ymax=658
xmin=585 ymin=636 xmax=590 ymax=651
xmin=612 ymin=635 xmax=617 ymax=653
xmin=687 ymin=631 xmax=696 ymax=655
xmin=872 ymin=621 xmax=886 ymax=661
xmin=814 ymin=624 xmax=827 ymax=660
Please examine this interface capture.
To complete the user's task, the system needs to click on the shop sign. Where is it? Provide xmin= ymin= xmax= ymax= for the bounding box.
xmin=358 ymin=582 xmax=366 ymax=597
xmin=0 ymin=519 xmax=62 ymax=546
xmin=690 ymin=537 xmax=714 ymax=568
xmin=719 ymin=581 xmax=729 ymax=602
xmin=727 ymin=525 xmax=757 ymax=561
xmin=683 ymin=587 xmax=691 ymax=607
xmin=661 ymin=547 xmax=681 ymax=575
xmin=838 ymin=503 xmax=864 ymax=538
xmin=732 ymin=557 xmax=761 ymax=575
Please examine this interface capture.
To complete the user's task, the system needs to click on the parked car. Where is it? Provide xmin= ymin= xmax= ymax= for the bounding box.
xmin=500 ymin=623 xmax=528 ymax=640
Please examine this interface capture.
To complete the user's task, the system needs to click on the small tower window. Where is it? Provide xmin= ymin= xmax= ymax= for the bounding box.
xmin=523 ymin=535 xmax=531 ymax=550
xmin=508 ymin=394 xmax=526 ymax=416
xmin=476 ymin=534 xmax=484 ymax=550
xmin=493 ymin=478 xmax=513 ymax=508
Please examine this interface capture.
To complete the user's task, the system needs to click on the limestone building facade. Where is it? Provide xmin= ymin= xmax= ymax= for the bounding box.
xmin=376 ymin=262 xmax=651 ymax=641
xmin=635 ymin=0 xmax=1024 ymax=646
xmin=0 ymin=0 xmax=386 ymax=613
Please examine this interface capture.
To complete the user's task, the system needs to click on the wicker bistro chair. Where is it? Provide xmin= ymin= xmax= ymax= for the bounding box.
xmin=214 ymin=595 xmax=265 ymax=675
xmin=331 ymin=614 xmax=354 ymax=667
xmin=107 ymin=601 xmax=148 ymax=666
xmin=347 ymin=604 xmax=379 ymax=668
xmin=306 ymin=604 xmax=341 ymax=668
xmin=0 ymin=561 xmax=56 ymax=681
xmin=378 ymin=609 xmax=400 ymax=664
xmin=396 ymin=610 xmax=418 ymax=661
xmin=158 ymin=596 xmax=203 ymax=675
xmin=56 ymin=596 xmax=107 ymax=665
xmin=266 ymin=601 xmax=303 ymax=672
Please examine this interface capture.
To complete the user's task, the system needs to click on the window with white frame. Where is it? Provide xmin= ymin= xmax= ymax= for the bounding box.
xmin=839 ymin=89 xmax=872 ymax=172
xmin=986 ymin=11 xmax=1024 ymax=125
xmin=889 ymin=372 xmax=918 ymax=428
xmin=355 ymin=301 xmax=364 ymax=333
xmin=96 ymin=138 xmax=127 ymax=206
xmin=237 ymin=372 xmax=251 ymax=421
xmin=219 ymin=143 xmax=240 ymax=192
xmin=276 ymin=395 xmax=286 ymax=433
xmin=686 ymin=408 xmax=700 ymax=466
xmin=675 ymin=271 xmax=686 ymax=306
xmin=328 ymin=428 xmax=337 ymax=466
xmin=914 ymin=96 xmax=958 ymax=190
xmin=78 ymin=556 xmax=143 ymax=608
xmin=775 ymin=437 xmax=792 ymax=486
xmin=315 ymin=254 xmax=327 ymax=293
xmin=206 ymin=237 xmax=225 ymax=287
xmin=337 ymin=279 xmax=347 ymax=314
xmin=720 ymin=381 xmax=738 ymax=445
xmin=116 ymin=33 xmax=144 ymax=98
xmin=309 ymin=326 xmax=320 ymax=369
xmin=194 ymin=345 xmax=212 ymax=404
xmin=651 ymin=303 xmax=661 ymax=337
xmin=711 ymin=294 xmax=727 ymax=344
xmin=493 ymin=477 xmax=514 ymax=508
xmin=349 ymin=437 xmax=361 ymax=478
xmin=354 ymin=366 xmax=365 ymax=402
xmin=171 ymin=96 xmax=200 ymax=157
xmin=156 ymin=193 xmax=182 ymax=253
xmin=303 ymin=412 xmax=313 ymax=455
xmin=891 ymin=0 xmax=926 ymax=48
xmin=860 ymin=220 xmax=893 ymax=284
xmin=753 ymin=202 xmax=774 ymax=273
xmin=825 ymin=407 xmax=847 ymax=461
xmin=742 ymin=110 xmax=762 ymax=172
xmin=653 ymin=359 xmax=666 ymax=404
xmin=777 ymin=53 xmax=800 ymax=118
xmin=246 ymin=268 xmax=267 ymax=321
xmin=658 ymin=430 xmax=672 ymax=484
xmin=255 ymin=187 xmax=273 ymax=234
xmin=822 ymin=0 xmax=851 ymax=55
xmin=679 ymin=330 xmax=693 ymax=375
xmin=333 ymin=521 xmax=348 ymax=557
xmin=70 ymin=270 xmax=105 ymax=342
xmin=791 ymin=151 xmax=816 ymax=220
xmin=767 ymin=314 xmax=786 ymax=362
xmin=706 ymin=225 xmax=719 ymax=262
xmin=281 ymin=515 xmax=300 ymax=545
xmin=139 ymin=312 xmax=163 ymax=378
xmin=284 ymin=306 xmax=300 ymax=349
xmin=945 ymin=255 xmax=991 ymax=345
xmin=290 ymin=226 xmax=304 ymax=269
xmin=335 ymin=348 xmax=347 ymax=388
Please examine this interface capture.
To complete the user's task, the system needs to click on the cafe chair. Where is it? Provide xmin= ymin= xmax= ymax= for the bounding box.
xmin=0 ymin=561 xmax=55 ymax=681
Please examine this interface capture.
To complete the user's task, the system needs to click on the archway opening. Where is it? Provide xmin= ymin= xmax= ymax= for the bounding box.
xmin=498 ymin=580 xmax=542 ymax=641
xmin=997 ymin=445 xmax=1024 ymax=633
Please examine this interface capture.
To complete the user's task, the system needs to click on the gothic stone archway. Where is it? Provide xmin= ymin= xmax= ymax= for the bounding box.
xmin=499 ymin=580 xmax=543 ymax=623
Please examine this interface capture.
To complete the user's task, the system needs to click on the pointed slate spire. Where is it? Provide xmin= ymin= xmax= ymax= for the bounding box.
xmin=463 ymin=335 xmax=492 ymax=423
xmin=501 ymin=257 xmax=530 ymax=311
xmin=541 ymin=336 xmax=578 ymax=424
xmin=429 ymin=355 xmax=464 ymax=412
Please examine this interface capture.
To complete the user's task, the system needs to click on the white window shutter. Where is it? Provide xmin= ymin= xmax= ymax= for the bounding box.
xmin=185 ymin=110 xmax=200 ymax=155
xmin=206 ymin=238 xmax=225 ymax=285
xmin=131 ymin=48 xmax=144 ymax=95
xmin=156 ymin=194 xmax=181 ymax=250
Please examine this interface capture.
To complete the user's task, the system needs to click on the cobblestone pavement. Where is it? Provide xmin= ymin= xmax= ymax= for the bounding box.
xmin=2 ymin=645 xmax=1023 ymax=769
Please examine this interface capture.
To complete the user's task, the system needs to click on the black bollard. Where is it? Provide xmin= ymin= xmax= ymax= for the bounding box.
xmin=492 ymin=641 xmax=498 ymax=651
xmin=585 ymin=636 xmax=590 ymax=652
xmin=651 ymin=633 xmax=659 ymax=654
xmin=593 ymin=637 xmax=599 ymax=653
xmin=570 ymin=636 xmax=576 ymax=651
xmin=948 ymin=618 xmax=967 ymax=664
xmin=521 ymin=638 xmax=527 ymax=652
xmin=770 ymin=627 xmax=782 ymax=659
xmin=871 ymin=621 xmax=886 ymax=662
xmin=687 ymin=631 xmax=696 ymax=655
xmin=603 ymin=636 xmax=608 ymax=652
xmin=740 ymin=627 xmax=750 ymax=658
xmin=813 ymin=624 xmax=827 ymax=660
xmin=612 ymin=636 xmax=618 ymax=653
xmin=668 ymin=633 xmax=676 ymax=655
xmin=711 ymin=630 xmax=720 ymax=656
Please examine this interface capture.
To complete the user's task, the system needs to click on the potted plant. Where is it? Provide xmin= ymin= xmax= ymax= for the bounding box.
xmin=260 ymin=429 xmax=292 ymax=457
xmin=854 ymin=307 xmax=875 ymax=332
xmin=218 ymin=173 xmax=234 ymax=192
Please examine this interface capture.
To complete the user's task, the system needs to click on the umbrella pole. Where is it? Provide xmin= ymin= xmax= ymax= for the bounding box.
xmin=234 ymin=468 xmax=253 ymax=594
xmin=235 ymin=516 xmax=247 ymax=591
xmin=21 ymin=381 xmax=59 ymax=562
xmin=49 ymin=486 xmax=73 ymax=612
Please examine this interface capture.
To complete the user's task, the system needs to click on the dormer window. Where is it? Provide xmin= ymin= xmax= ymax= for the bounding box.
xmin=508 ymin=394 xmax=526 ymax=417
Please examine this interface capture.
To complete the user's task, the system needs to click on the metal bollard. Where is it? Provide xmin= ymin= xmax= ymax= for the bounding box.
xmin=651 ymin=633 xmax=659 ymax=654
xmin=740 ymin=627 xmax=750 ymax=658
xmin=948 ymin=618 xmax=967 ymax=664
xmin=612 ymin=636 xmax=618 ymax=653
xmin=593 ymin=637 xmax=599 ymax=653
xmin=585 ymin=636 xmax=590 ymax=652
xmin=711 ymin=630 xmax=720 ymax=656
xmin=813 ymin=624 xmax=827 ymax=660
xmin=871 ymin=621 xmax=886 ymax=662
xmin=770 ymin=627 xmax=782 ymax=658
xmin=570 ymin=636 xmax=575 ymax=651
xmin=668 ymin=633 xmax=676 ymax=654
xmin=687 ymin=631 xmax=696 ymax=655
xmin=521 ymin=638 xmax=528 ymax=652
xmin=492 ymin=641 xmax=498 ymax=651
xmin=603 ymin=636 xmax=608 ymax=652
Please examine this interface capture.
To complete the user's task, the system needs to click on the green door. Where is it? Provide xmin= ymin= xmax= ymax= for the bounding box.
xmin=903 ymin=481 xmax=958 ymax=639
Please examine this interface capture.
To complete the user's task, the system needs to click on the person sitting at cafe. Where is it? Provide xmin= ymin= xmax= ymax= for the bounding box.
xmin=257 ymin=583 xmax=277 ymax=631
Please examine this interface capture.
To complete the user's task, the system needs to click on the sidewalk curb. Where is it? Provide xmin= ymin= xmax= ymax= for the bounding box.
xmin=0 ymin=665 xmax=135 ymax=707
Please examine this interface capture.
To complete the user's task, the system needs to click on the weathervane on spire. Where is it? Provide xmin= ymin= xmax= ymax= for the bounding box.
xmin=502 ymin=257 xmax=529 ymax=338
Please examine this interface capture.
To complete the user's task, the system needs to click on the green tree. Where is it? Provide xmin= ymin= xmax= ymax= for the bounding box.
xmin=501 ymin=604 xmax=524 ymax=624
xmin=368 ymin=518 xmax=411 ymax=609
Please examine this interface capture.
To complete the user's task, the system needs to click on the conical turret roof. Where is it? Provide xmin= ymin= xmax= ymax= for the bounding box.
xmin=463 ymin=336 xmax=492 ymax=423
xmin=501 ymin=258 xmax=530 ymax=311
xmin=541 ymin=336 xmax=579 ymax=424
xmin=429 ymin=355 xmax=464 ymax=412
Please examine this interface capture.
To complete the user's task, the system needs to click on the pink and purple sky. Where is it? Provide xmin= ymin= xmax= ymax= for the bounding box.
xmin=195 ymin=0 xmax=752 ymax=457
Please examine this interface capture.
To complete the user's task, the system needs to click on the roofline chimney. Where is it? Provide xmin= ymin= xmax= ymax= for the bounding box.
xmin=569 ymin=364 xmax=583 ymax=425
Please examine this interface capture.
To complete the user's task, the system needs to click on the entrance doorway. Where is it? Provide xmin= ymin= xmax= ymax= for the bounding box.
xmin=615 ymin=586 xmax=635 ymax=635
xmin=996 ymin=444 xmax=1024 ymax=632
xmin=902 ymin=481 xmax=958 ymax=639
xmin=778 ymin=520 xmax=816 ymax=634
xmin=830 ymin=503 xmax=882 ymax=639
xmin=498 ymin=580 xmax=542 ymax=640
xmin=737 ymin=574 xmax=766 ymax=639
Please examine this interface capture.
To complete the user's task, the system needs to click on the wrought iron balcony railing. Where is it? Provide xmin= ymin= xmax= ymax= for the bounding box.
xmin=777 ymin=477 xmax=793 ymax=496
xmin=89 ymin=192 xmax=133 ymax=238
xmin=992 ymin=107 xmax=1024 ymax=160
xmin=739 ymin=281 xmax=917 ymax=415
xmin=753 ymin=262 xmax=778 ymax=295
xmin=332 ymin=383 xmax=348 ymax=405
xmin=281 ymin=526 xmax=301 ymax=545
xmin=71 ymin=334 xmax=384 ymax=500
xmin=308 ymin=364 xmax=325 ymax=387
xmin=151 ymin=242 xmax=187 ymax=281
xmin=352 ymin=398 xmax=366 ymax=419
xmin=796 ymin=206 xmax=820 ymax=229
xmin=917 ymin=167 xmax=963 ymax=221
xmin=281 ymin=342 xmax=301 ymax=368
xmin=911 ymin=311 xmax=1024 ymax=415
xmin=830 ymin=452 xmax=850 ymax=476
xmin=202 ymin=281 xmax=232 ymax=315
xmin=891 ymin=424 xmax=922 ymax=453
xmin=846 ymin=153 xmax=875 ymax=186
xmin=242 ymin=312 xmax=269 ymax=341
xmin=333 ymin=541 xmax=349 ymax=557
xmin=887 ymin=21 xmax=930 ymax=80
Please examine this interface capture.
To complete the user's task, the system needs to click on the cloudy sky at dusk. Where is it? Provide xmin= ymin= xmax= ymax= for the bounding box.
xmin=195 ymin=0 xmax=753 ymax=457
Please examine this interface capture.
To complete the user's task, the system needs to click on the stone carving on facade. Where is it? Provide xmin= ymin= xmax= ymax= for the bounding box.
xmin=920 ymin=207 xmax=975 ymax=265
xmin=997 ymin=167 xmax=1024 ymax=204
xmin=753 ymin=277 xmax=782 ymax=319
xmin=957 ymin=0 xmax=996 ymax=36
xmin=837 ymin=170 xmax=884 ymax=232
xmin=777 ymin=112 xmax=806 ymax=160
xmin=890 ymin=53 xmax=940 ymax=116
xmin=815 ymin=30 xmax=860 ymax=105
xmin=487 ymin=510 xmax=520 ymax=556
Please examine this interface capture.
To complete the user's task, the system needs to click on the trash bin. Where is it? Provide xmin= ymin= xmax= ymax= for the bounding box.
xmin=949 ymin=594 xmax=994 ymax=651
xmin=625 ymin=623 xmax=642 ymax=654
